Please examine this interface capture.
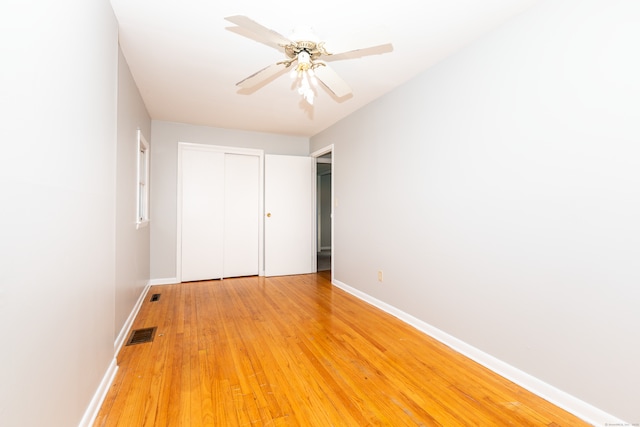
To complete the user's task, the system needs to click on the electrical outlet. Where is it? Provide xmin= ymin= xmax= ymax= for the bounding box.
xmin=377 ymin=270 xmax=383 ymax=282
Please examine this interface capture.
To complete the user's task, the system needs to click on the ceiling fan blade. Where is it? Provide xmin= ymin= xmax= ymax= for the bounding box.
xmin=225 ymin=15 xmax=291 ymax=50
xmin=325 ymin=43 xmax=394 ymax=62
xmin=314 ymin=65 xmax=351 ymax=98
xmin=323 ymin=26 xmax=392 ymax=57
xmin=237 ymin=62 xmax=288 ymax=89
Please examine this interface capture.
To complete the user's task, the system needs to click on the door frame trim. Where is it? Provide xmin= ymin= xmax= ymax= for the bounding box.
xmin=176 ymin=142 xmax=265 ymax=282
xmin=311 ymin=144 xmax=334 ymax=282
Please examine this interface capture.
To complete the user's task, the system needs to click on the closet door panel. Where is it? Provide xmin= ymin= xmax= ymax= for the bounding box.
xmin=181 ymin=149 xmax=224 ymax=281
xmin=224 ymin=154 xmax=260 ymax=277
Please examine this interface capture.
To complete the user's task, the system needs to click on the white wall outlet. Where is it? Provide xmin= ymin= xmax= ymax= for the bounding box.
xmin=377 ymin=270 xmax=383 ymax=282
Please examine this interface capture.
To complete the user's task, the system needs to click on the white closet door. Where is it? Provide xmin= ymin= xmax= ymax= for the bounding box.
xmin=181 ymin=149 xmax=224 ymax=281
xmin=265 ymin=155 xmax=314 ymax=276
xmin=224 ymin=154 xmax=259 ymax=277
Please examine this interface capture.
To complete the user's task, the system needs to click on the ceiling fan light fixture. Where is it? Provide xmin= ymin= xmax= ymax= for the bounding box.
xmin=296 ymin=50 xmax=312 ymax=71
xmin=287 ymin=50 xmax=318 ymax=105
xmin=295 ymin=67 xmax=317 ymax=105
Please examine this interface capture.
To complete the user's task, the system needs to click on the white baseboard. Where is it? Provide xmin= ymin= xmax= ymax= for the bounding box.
xmin=149 ymin=277 xmax=179 ymax=286
xmin=114 ymin=281 xmax=152 ymax=354
xmin=81 ymin=281 xmax=155 ymax=426
xmin=332 ymin=279 xmax=626 ymax=427
xmin=78 ymin=358 xmax=118 ymax=427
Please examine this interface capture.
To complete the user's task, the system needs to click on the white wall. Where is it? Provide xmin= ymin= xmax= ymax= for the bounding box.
xmin=150 ymin=121 xmax=309 ymax=281
xmin=311 ymin=0 xmax=639 ymax=422
xmin=0 ymin=1 xmax=118 ymax=426
xmin=115 ymin=47 xmax=151 ymax=340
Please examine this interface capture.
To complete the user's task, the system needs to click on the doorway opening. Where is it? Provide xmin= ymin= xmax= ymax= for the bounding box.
xmin=313 ymin=147 xmax=333 ymax=279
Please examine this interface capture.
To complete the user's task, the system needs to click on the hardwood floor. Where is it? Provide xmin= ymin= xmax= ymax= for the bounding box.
xmin=94 ymin=273 xmax=588 ymax=426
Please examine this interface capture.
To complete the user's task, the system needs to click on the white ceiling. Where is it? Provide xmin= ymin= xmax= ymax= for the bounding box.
xmin=110 ymin=0 xmax=539 ymax=137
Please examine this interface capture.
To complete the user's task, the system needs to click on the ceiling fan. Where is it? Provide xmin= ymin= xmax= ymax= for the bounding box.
xmin=225 ymin=15 xmax=393 ymax=105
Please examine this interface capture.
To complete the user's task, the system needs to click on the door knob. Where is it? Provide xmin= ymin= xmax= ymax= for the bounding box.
xmin=266 ymin=212 xmax=271 ymax=217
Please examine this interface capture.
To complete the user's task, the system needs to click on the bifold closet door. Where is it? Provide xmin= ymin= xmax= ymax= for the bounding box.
xmin=181 ymin=149 xmax=225 ymax=282
xmin=223 ymin=154 xmax=259 ymax=277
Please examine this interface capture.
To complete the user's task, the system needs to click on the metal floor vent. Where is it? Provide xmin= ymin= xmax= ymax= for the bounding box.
xmin=150 ymin=293 xmax=161 ymax=302
xmin=126 ymin=327 xmax=157 ymax=346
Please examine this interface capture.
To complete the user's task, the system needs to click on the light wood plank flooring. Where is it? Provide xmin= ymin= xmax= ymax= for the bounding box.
xmin=94 ymin=272 xmax=589 ymax=426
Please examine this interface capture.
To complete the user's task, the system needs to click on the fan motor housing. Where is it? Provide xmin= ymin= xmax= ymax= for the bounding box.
xmin=284 ymin=41 xmax=328 ymax=60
